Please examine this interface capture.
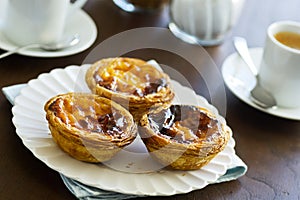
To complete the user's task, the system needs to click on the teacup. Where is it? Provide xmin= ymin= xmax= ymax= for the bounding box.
xmin=2 ymin=0 xmax=87 ymax=46
xmin=259 ymin=21 xmax=300 ymax=108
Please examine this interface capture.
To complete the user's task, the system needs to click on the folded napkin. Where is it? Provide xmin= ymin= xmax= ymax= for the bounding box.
xmin=2 ymin=84 xmax=247 ymax=200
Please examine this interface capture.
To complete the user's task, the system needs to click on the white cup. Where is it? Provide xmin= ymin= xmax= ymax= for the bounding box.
xmin=2 ymin=0 xmax=87 ymax=46
xmin=259 ymin=21 xmax=300 ymax=108
xmin=0 ymin=0 xmax=7 ymax=26
xmin=169 ymin=0 xmax=244 ymax=46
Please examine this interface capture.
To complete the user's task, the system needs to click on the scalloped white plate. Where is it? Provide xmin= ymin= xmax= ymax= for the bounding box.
xmin=12 ymin=64 xmax=236 ymax=196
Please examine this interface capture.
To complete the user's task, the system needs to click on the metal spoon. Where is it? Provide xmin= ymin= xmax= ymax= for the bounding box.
xmin=233 ymin=37 xmax=277 ymax=108
xmin=0 ymin=34 xmax=80 ymax=59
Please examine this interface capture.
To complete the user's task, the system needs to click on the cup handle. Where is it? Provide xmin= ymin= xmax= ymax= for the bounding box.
xmin=68 ymin=0 xmax=87 ymax=14
xmin=71 ymin=0 xmax=87 ymax=9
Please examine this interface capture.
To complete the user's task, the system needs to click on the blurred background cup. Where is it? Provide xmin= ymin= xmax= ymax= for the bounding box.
xmin=2 ymin=0 xmax=87 ymax=46
xmin=169 ymin=0 xmax=244 ymax=46
xmin=0 ymin=0 xmax=7 ymax=27
xmin=113 ymin=0 xmax=169 ymax=13
xmin=259 ymin=21 xmax=300 ymax=108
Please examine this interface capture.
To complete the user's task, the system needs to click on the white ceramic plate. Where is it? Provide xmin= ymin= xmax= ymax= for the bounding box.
xmin=222 ymin=48 xmax=300 ymax=120
xmin=0 ymin=9 xmax=97 ymax=58
xmin=12 ymin=65 xmax=236 ymax=196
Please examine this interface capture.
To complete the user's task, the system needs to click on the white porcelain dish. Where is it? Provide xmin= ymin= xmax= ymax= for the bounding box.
xmin=0 ymin=9 xmax=97 ymax=58
xmin=12 ymin=64 xmax=236 ymax=196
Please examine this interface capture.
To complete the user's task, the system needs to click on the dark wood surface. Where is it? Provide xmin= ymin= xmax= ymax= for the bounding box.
xmin=1 ymin=0 xmax=300 ymax=199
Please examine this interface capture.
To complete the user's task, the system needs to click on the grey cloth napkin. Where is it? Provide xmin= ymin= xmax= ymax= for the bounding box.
xmin=2 ymin=84 xmax=248 ymax=200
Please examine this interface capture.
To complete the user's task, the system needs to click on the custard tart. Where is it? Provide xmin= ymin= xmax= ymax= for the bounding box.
xmin=85 ymin=57 xmax=175 ymax=121
xmin=139 ymin=105 xmax=231 ymax=170
xmin=44 ymin=93 xmax=137 ymax=163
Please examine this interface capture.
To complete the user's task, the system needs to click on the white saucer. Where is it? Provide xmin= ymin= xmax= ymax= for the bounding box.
xmin=0 ymin=9 xmax=97 ymax=58
xmin=222 ymin=47 xmax=300 ymax=120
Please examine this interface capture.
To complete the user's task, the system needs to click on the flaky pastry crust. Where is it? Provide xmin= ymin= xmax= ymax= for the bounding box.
xmin=85 ymin=57 xmax=175 ymax=121
xmin=139 ymin=105 xmax=231 ymax=170
xmin=44 ymin=92 xmax=137 ymax=163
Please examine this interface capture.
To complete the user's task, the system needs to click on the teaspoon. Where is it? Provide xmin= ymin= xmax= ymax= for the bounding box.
xmin=0 ymin=34 xmax=80 ymax=59
xmin=233 ymin=37 xmax=277 ymax=108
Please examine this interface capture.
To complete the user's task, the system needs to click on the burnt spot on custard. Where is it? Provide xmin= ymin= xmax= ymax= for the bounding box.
xmin=147 ymin=105 xmax=222 ymax=144
xmin=48 ymin=95 xmax=129 ymax=138
xmin=93 ymin=58 xmax=168 ymax=97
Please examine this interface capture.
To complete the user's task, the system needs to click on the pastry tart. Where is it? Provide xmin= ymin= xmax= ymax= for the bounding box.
xmin=44 ymin=93 xmax=137 ymax=163
xmin=139 ymin=105 xmax=231 ymax=170
xmin=85 ymin=57 xmax=175 ymax=121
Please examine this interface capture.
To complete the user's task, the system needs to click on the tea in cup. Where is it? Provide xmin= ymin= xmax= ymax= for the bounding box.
xmin=274 ymin=31 xmax=300 ymax=50
xmin=259 ymin=21 xmax=300 ymax=108
xmin=2 ymin=0 xmax=87 ymax=46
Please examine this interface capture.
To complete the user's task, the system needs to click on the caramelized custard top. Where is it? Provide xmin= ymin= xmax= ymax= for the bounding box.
xmin=148 ymin=105 xmax=222 ymax=144
xmin=93 ymin=58 xmax=168 ymax=97
xmin=48 ymin=94 xmax=128 ymax=138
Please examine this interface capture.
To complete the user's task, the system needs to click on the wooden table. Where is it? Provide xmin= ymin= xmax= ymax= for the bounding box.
xmin=1 ymin=0 xmax=299 ymax=199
